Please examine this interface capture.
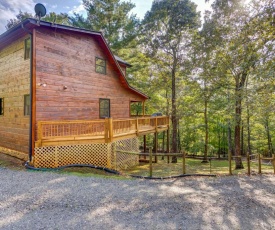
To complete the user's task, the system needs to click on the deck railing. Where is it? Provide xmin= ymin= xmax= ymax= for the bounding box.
xmin=36 ymin=116 xmax=169 ymax=147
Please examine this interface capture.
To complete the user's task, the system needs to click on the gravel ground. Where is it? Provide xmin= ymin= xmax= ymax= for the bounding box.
xmin=0 ymin=167 xmax=274 ymax=230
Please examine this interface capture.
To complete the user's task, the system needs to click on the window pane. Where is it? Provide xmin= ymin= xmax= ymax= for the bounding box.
xmin=96 ymin=57 xmax=106 ymax=74
xmin=96 ymin=65 xmax=106 ymax=74
xmin=96 ymin=58 xmax=106 ymax=67
xmin=24 ymin=38 xmax=31 ymax=60
xmin=99 ymin=99 xmax=110 ymax=118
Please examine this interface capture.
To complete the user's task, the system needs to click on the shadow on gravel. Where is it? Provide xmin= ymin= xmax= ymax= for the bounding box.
xmin=0 ymin=166 xmax=274 ymax=229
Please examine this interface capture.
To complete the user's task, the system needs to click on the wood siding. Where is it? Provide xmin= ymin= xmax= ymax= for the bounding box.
xmin=35 ymin=27 xmax=144 ymax=122
xmin=0 ymin=37 xmax=30 ymax=153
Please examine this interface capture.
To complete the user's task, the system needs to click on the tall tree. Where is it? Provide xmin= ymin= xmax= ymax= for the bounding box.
xmin=71 ymin=0 xmax=139 ymax=52
xmin=6 ymin=11 xmax=33 ymax=29
xmin=6 ymin=11 xmax=70 ymax=29
xmin=141 ymin=0 xmax=200 ymax=157
xmin=204 ymin=0 xmax=274 ymax=168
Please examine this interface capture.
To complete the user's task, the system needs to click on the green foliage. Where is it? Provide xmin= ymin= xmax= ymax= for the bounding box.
xmin=141 ymin=0 xmax=201 ymax=152
xmin=5 ymin=11 xmax=70 ymax=30
xmin=5 ymin=0 xmax=275 ymax=157
xmin=43 ymin=12 xmax=70 ymax=25
xmin=71 ymin=0 xmax=139 ymax=52
xmin=6 ymin=11 xmax=33 ymax=29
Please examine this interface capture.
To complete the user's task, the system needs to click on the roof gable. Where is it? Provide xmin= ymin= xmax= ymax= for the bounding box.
xmin=0 ymin=18 xmax=148 ymax=100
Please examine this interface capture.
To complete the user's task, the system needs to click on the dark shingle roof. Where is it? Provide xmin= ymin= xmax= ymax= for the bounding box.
xmin=114 ymin=55 xmax=132 ymax=67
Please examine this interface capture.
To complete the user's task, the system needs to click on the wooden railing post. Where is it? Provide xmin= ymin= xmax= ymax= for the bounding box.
xmin=258 ymin=153 xmax=262 ymax=174
xmin=149 ymin=146 xmax=153 ymax=177
xmin=105 ymin=118 xmax=109 ymax=143
xmin=109 ymin=118 xmax=113 ymax=142
xmin=154 ymin=132 xmax=158 ymax=163
xmin=136 ymin=118 xmax=139 ymax=135
xmin=37 ymin=121 xmax=42 ymax=147
xmin=247 ymin=153 xmax=251 ymax=176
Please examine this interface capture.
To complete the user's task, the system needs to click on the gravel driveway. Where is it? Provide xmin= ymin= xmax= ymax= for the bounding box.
xmin=0 ymin=167 xmax=274 ymax=230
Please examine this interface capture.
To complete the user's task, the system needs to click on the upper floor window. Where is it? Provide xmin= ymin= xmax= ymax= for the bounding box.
xmin=96 ymin=57 xmax=106 ymax=74
xmin=24 ymin=38 xmax=31 ymax=60
xmin=24 ymin=94 xmax=30 ymax=116
xmin=99 ymin=98 xmax=110 ymax=118
xmin=0 ymin=98 xmax=3 ymax=116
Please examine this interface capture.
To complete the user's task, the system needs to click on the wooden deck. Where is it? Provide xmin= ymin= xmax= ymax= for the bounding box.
xmin=35 ymin=116 xmax=169 ymax=147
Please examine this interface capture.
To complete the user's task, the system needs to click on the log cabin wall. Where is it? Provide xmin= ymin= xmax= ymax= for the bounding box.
xmin=35 ymin=27 xmax=144 ymax=122
xmin=0 ymin=36 xmax=30 ymax=153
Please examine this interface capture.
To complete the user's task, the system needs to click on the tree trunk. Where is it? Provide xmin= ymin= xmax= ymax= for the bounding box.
xmin=171 ymin=53 xmax=177 ymax=163
xmin=228 ymin=122 xmax=233 ymax=156
xmin=265 ymin=118 xmax=273 ymax=157
xmin=162 ymin=132 xmax=165 ymax=159
xmin=202 ymin=99 xmax=209 ymax=163
xmin=222 ymin=126 xmax=226 ymax=158
xmin=234 ymin=84 xmax=244 ymax=169
xmin=178 ymin=127 xmax=181 ymax=152
xmin=246 ymin=78 xmax=252 ymax=156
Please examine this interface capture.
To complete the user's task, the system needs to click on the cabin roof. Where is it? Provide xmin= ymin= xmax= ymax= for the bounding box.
xmin=114 ymin=55 xmax=132 ymax=67
xmin=0 ymin=18 xmax=148 ymax=99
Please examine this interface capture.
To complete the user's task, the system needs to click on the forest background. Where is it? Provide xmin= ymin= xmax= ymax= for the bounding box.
xmin=5 ymin=0 xmax=275 ymax=168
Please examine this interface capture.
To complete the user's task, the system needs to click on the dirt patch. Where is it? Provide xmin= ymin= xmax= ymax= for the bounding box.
xmin=0 ymin=153 xmax=26 ymax=170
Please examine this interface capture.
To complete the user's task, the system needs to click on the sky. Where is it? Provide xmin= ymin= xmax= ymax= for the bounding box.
xmin=0 ymin=0 xmax=212 ymax=34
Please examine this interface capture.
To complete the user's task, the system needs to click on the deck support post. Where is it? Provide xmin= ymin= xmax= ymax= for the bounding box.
xmin=105 ymin=118 xmax=113 ymax=143
xmin=154 ymin=132 xmax=158 ymax=163
xmin=167 ymin=128 xmax=170 ymax=163
xmin=166 ymin=128 xmax=170 ymax=153
xmin=149 ymin=147 xmax=153 ymax=177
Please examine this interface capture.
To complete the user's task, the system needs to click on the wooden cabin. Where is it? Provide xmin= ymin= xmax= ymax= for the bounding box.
xmin=0 ymin=18 xmax=169 ymax=169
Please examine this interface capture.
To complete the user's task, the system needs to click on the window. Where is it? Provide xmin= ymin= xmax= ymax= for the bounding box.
xmin=24 ymin=95 xmax=30 ymax=116
xmin=96 ymin=57 xmax=106 ymax=74
xmin=99 ymin=99 xmax=110 ymax=118
xmin=24 ymin=38 xmax=31 ymax=60
xmin=0 ymin=98 xmax=3 ymax=115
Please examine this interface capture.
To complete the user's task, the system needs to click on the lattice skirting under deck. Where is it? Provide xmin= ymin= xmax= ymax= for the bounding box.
xmin=33 ymin=138 xmax=139 ymax=170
